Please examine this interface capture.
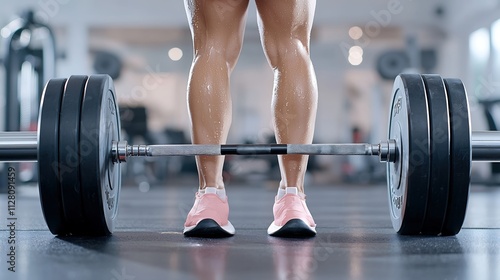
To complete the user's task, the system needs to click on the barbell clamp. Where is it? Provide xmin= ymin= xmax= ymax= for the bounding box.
xmin=375 ymin=140 xmax=397 ymax=163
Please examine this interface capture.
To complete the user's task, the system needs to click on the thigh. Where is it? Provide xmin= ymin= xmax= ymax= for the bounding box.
xmin=255 ymin=0 xmax=316 ymax=64
xmin=185 ymin=0 xmax=249 ymax=61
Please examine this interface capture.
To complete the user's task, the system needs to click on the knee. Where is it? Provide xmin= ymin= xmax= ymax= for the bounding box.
xmin=264 ymin=38 xmax=311 ymax=69
xmin=194 ymin=40 xmax=242 ymax=70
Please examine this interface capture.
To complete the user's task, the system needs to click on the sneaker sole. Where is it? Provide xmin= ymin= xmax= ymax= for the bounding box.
xmin=183 ymin=219 xmax=235 ymax=238
xmin=268 ymin=219 xmax=316 ymax=238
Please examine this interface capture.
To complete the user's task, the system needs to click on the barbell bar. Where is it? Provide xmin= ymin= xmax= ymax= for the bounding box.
xmin=113 ymin=132 xmax=500 ymax=160
xmin=0 ymin=73 xmax=496 ymax=237
xmin=1 ymin=131 xmax=499 ymax=161
xmin=0 ymin=131 xmax=394 ymax=159
xmin=112 ymin=141 xmax=395 ymax=160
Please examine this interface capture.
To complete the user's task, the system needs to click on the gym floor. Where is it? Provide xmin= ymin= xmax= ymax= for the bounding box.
xmin=1 ymin=177 xmax=499 ymax=280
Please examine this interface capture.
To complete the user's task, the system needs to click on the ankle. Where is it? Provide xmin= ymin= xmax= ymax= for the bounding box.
xmin=277 ymin=187 xmax=302 ymax=199
xmin=199 ymin=186 xmax=226 ymax=199
xmin=278 ymin=185 xmax=304 ymax=193
xmin=279 ymin=181 xmax=304 ymax=193
xmin=199 ymin=184 xmax=225 ymax=190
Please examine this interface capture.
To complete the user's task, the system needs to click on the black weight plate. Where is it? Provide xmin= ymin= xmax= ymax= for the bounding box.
xmin=420 ymin=75 xmax=451 ymax=235
xmin=387 ymin=74 xmax=430 ymax=235
xmin=38 ymin=78 xmax=69 ymax=235
xmin=59 ymin=75 xmax=88 ymax=234
xmin=442 ymin=78 xmax=471 ymax=235
xmin=79 ymin=75 xmax=121 ymax=235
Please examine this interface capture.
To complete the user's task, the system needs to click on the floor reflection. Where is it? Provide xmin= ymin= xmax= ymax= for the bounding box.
xmin=270 ymin=237 xmax=315 ymax=280
xmin=189 ymin=240 xmax=229 ymax=280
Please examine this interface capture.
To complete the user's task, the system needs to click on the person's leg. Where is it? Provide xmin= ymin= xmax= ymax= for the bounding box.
xmin=255 ymin=0 xmax=318 ymax=193
xmin=256 ymin=0 xmax=318 ymax=237
xmin=185 ymin=0 xmax=249 ymax=190
xmin=183 ymin=0 xmax=249 ymax=237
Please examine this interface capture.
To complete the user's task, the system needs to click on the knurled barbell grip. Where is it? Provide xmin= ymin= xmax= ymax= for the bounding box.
xmin=113 ymin=140 xmax=398 ymax=163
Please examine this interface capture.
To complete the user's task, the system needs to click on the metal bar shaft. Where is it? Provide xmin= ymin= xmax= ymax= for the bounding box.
xmin=133 ymin=143 xmax=379 ymax=157
xmin=472 ymin=131 xmax=500 ymax=161
xmin=0 ymin=132 xmax=38 ymax=161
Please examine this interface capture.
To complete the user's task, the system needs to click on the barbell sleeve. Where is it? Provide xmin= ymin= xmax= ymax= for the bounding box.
xmin=471 ymin=131 xmax=500 ymax=161
xmin=0 ymin=131 xmax=38 ymax=161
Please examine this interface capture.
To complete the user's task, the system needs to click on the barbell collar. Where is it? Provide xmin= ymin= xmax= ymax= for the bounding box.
xmin=377 ymin=140 xmax=397 ymax=162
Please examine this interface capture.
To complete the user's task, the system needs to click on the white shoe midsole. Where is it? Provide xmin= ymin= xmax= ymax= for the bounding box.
xmin=267 ymin=220 xmax=317 ymax=235
xmin=183 ymin=220 xmax=235 ymax=235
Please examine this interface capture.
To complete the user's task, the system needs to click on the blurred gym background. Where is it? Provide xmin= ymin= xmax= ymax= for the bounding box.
xmin=1 ymin=0 xmax=499 ymax=191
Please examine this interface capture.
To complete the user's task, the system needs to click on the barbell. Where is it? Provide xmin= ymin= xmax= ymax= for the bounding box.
xmin=0 ymin=74 xmax=498 ymax=236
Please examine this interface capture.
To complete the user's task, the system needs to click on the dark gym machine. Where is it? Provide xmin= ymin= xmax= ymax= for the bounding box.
xmin=0 ymin=10 xmax=57 ymax=191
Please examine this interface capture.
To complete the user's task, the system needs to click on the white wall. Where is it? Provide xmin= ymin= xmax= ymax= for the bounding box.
xmin=445 ymin=0 xmax=500 ymax=33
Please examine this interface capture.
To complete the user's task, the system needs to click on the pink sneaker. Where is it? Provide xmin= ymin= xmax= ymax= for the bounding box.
xmin=268 ymin=187 xmax=316 ymax=237
xmin=183 ymin=187 xmax=235 ymax=237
